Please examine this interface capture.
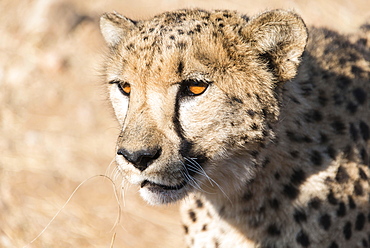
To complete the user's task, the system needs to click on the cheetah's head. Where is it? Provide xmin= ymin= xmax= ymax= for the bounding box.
xmin=100 ymin=9 xmax=307 ymax=204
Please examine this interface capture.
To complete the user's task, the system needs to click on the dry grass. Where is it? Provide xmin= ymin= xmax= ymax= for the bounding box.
xmin=0 ymin=0 xmax=369 ymax=247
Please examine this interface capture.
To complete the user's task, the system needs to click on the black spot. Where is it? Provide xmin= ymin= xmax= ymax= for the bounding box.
xmin=346 ymin=101 xmax=358 ymax=113
xmin=296 ymin=230 xmax=310 ymax=247
xmin=269 ymin=198 xmax=280 ymax=210
xmin=300 ymin=84 xmax=313 ymax=96
xmin=348 ymin=195 xmax=357 ymax=209
xmin=178 ymin=61 xmax=184 ymax=75
xmin=343 ymin=221 xmax=352 ymax=240
xmin=258 ymin=206 xmax=266 ymax=214
xmin=326 ymin=146 xmax=336 ymax=159
xmin=176 ymin=42 xmax=187 ymax=49
xmin=310 ymin=150 xmax=323 ymax=166
xmin=355 ymin=213 xmax=365 ymax=230
xmin=333 ymin=93 xmax=344 ymax=105
xmin=348 ymin=52 xmax=360 ymax=62
xmin=293 ymin=210 xmax=307 ymax=223
xmin=255 ymin=93 xmax=262 ymax=102
xmin=242 ymin=191 xmax=253 ymax=201
xmin=343 ymin=145 xmax=354 ymax=160
xmin=249 ymin=150 xmax=259 ymax=158
xmin=335 ymin=166 xmax=349 ymax=183
xmin=215 ymin=241 xmax=219 ymax=248
xmin=189 ymin=210 xmax=197 ymax=222
xmin=262 ymin=108 xmax=268 ymax=117
xmin=247 ymin=109 xmax=256 ymax=118
xmin=350 ymin=123 xmax=359 ymax=141
xmin=320 ymin=133 xmax=329 ymax=143
xmin=361 ymin=148 xmax=369 ymax=165
xmin=202 ymin=224 xmax=207 ymax=231
xmin=304 ymin=109 xmax=323 ymax=123
xmin=318 ymin=90 xmax=328 ymax=106
xmin=354 ymin=180 xmax=364 ymax=196
xmin=290 ymin=169 xmax=306 ymax=185
xmin=126 ymin=43 xmax=135 ymax=51
xmin=319 ymin=214 xmax=331 ymax=230
xmin=195 ymin=24 xmax=201 ymax=32
xmin=331 ymin=120 xmax=346 ymax=134
xmin=327 ymin=190 xmax=338 ymax=205
xmin=286 ymin=131 xmax=312 ymax=143
xmin=250 ymin=123 xmax=259 ymax=130
xmin=262 ymin=130 xmax=269 ymax=137
xmin=336 ymin=201 xmax=346 ymax=217
xmin=360 ymin=121 xmax=370 ymax=141
xmin=143 ymin=36 xmax=148 ymax=41
xmin=267 ymin=224 xmax=281 ymax=236
xmin=308 ymin=197 xmax=321 ymax=209
xmin=274 ymin=172 xmax=281 ymax=180
xmin=329 ymin=241 xmax=339 ymax=248
xmin=169 ymin=35 xmax=175 ymax=40
xmin=290 ymin=151 xmax=300 ymax=158
xmin=231 ymin=97 xmax=243 ymax=104
xmin=195 ymin=199 xmax=203 ymax=208
xmin=262 ymin=158 xmax=270 ymax=168
xmin=337 ymin=75 xmax=352 ymax=88
xmin=177 ymin=29 xmax=184 ymax=35
xmin=352 ymin=65 xmax=364 ymax=75
xmin=359 ymin=168 xmax=368 ymax=180
xmin=283 ymin=184 xmax=299 ymax=199
xmin=290 ymin=96 xmax=301 ymax=104
xmin=362 ymin=239 xmax=369 ymax=248
xmin=183 ymin=225 xmax=188 ymax=234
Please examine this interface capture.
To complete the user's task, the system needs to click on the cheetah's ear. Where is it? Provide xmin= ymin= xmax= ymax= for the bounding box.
xmin=100 ymin=12 xmax=137 ymax=47
xmin=243 ymin=10 xmax=308 ymax=82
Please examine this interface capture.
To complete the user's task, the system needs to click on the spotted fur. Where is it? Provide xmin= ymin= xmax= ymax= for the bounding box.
xmin=100 ymin=9 xmax=370 ymax=248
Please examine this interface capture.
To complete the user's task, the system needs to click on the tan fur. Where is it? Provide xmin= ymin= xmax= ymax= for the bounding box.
xmin=100 ymin=9 xmax=370 ymax=248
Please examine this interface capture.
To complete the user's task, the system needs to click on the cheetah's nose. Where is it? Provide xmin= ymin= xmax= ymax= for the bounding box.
xmin=117 ymin=147 xmax=162 ymax=172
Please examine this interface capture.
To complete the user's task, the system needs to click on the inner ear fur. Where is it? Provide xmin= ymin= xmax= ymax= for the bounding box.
xmin=243 ymin=9 xmax=308 ymax=82
xmin=100 ymin=12 xmax=137 ymax=47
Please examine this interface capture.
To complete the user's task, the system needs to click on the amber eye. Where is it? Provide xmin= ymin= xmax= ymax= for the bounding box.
xmin=118 ymin=82 xmax=131 ymax=96
xmin=185 ymin=80 xmax=209 ymax=96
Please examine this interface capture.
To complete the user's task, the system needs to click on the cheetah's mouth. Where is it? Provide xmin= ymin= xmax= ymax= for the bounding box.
xmin=140 ymin=180 xmax=187 ymax=191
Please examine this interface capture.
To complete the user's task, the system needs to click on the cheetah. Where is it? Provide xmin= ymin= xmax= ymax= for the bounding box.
xmin=100 ymin=9 xmax=370 ymax=248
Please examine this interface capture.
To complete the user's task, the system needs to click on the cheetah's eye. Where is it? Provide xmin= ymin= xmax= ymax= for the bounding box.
xmin=109 ymin=80 xmax=131 ymax=96
xmin=117 ymin=82 xmax=131 ymax=96
xmin=184 ymin=80 xmax=209 ymax=96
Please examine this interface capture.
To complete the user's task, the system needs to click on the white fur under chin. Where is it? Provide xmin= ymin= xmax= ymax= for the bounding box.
xmin=139 ymin=187 xmax=188 ymax=205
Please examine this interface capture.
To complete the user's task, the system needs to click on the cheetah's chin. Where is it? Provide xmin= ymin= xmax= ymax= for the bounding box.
xmin=139 ymin=180 xmax=188 ymax=205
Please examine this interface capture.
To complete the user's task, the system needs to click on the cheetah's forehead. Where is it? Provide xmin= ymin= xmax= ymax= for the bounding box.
xmin=112 ymin=9 xmax=251 ymax=85
xmin=123 ymin=9 xmax=248 ymax=52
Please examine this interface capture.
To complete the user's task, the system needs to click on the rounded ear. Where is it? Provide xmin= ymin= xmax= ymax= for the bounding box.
xmin=100 ymin=12 xmax=137 ymax=47
xmin=243 ymin=10 xmax=308 ymax=82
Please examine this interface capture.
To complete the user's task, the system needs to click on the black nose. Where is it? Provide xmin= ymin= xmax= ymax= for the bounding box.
xmin=117 ymin=147 xmax=161 ymax=171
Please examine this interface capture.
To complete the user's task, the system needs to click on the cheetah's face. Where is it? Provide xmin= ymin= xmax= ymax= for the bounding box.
xmin=100 ymin=9 xmax=307 ymax=204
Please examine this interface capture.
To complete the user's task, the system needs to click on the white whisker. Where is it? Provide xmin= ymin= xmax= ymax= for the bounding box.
xmin=185 ymin=157 xmax=231 ymax=202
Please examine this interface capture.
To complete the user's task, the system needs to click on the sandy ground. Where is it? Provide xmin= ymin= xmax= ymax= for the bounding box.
xmin=0 ymin=0 xmax=369 ymax=247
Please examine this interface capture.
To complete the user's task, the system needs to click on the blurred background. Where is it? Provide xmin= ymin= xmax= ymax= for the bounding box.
xmin=0 ymin=0 xmax=369 ymax=247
